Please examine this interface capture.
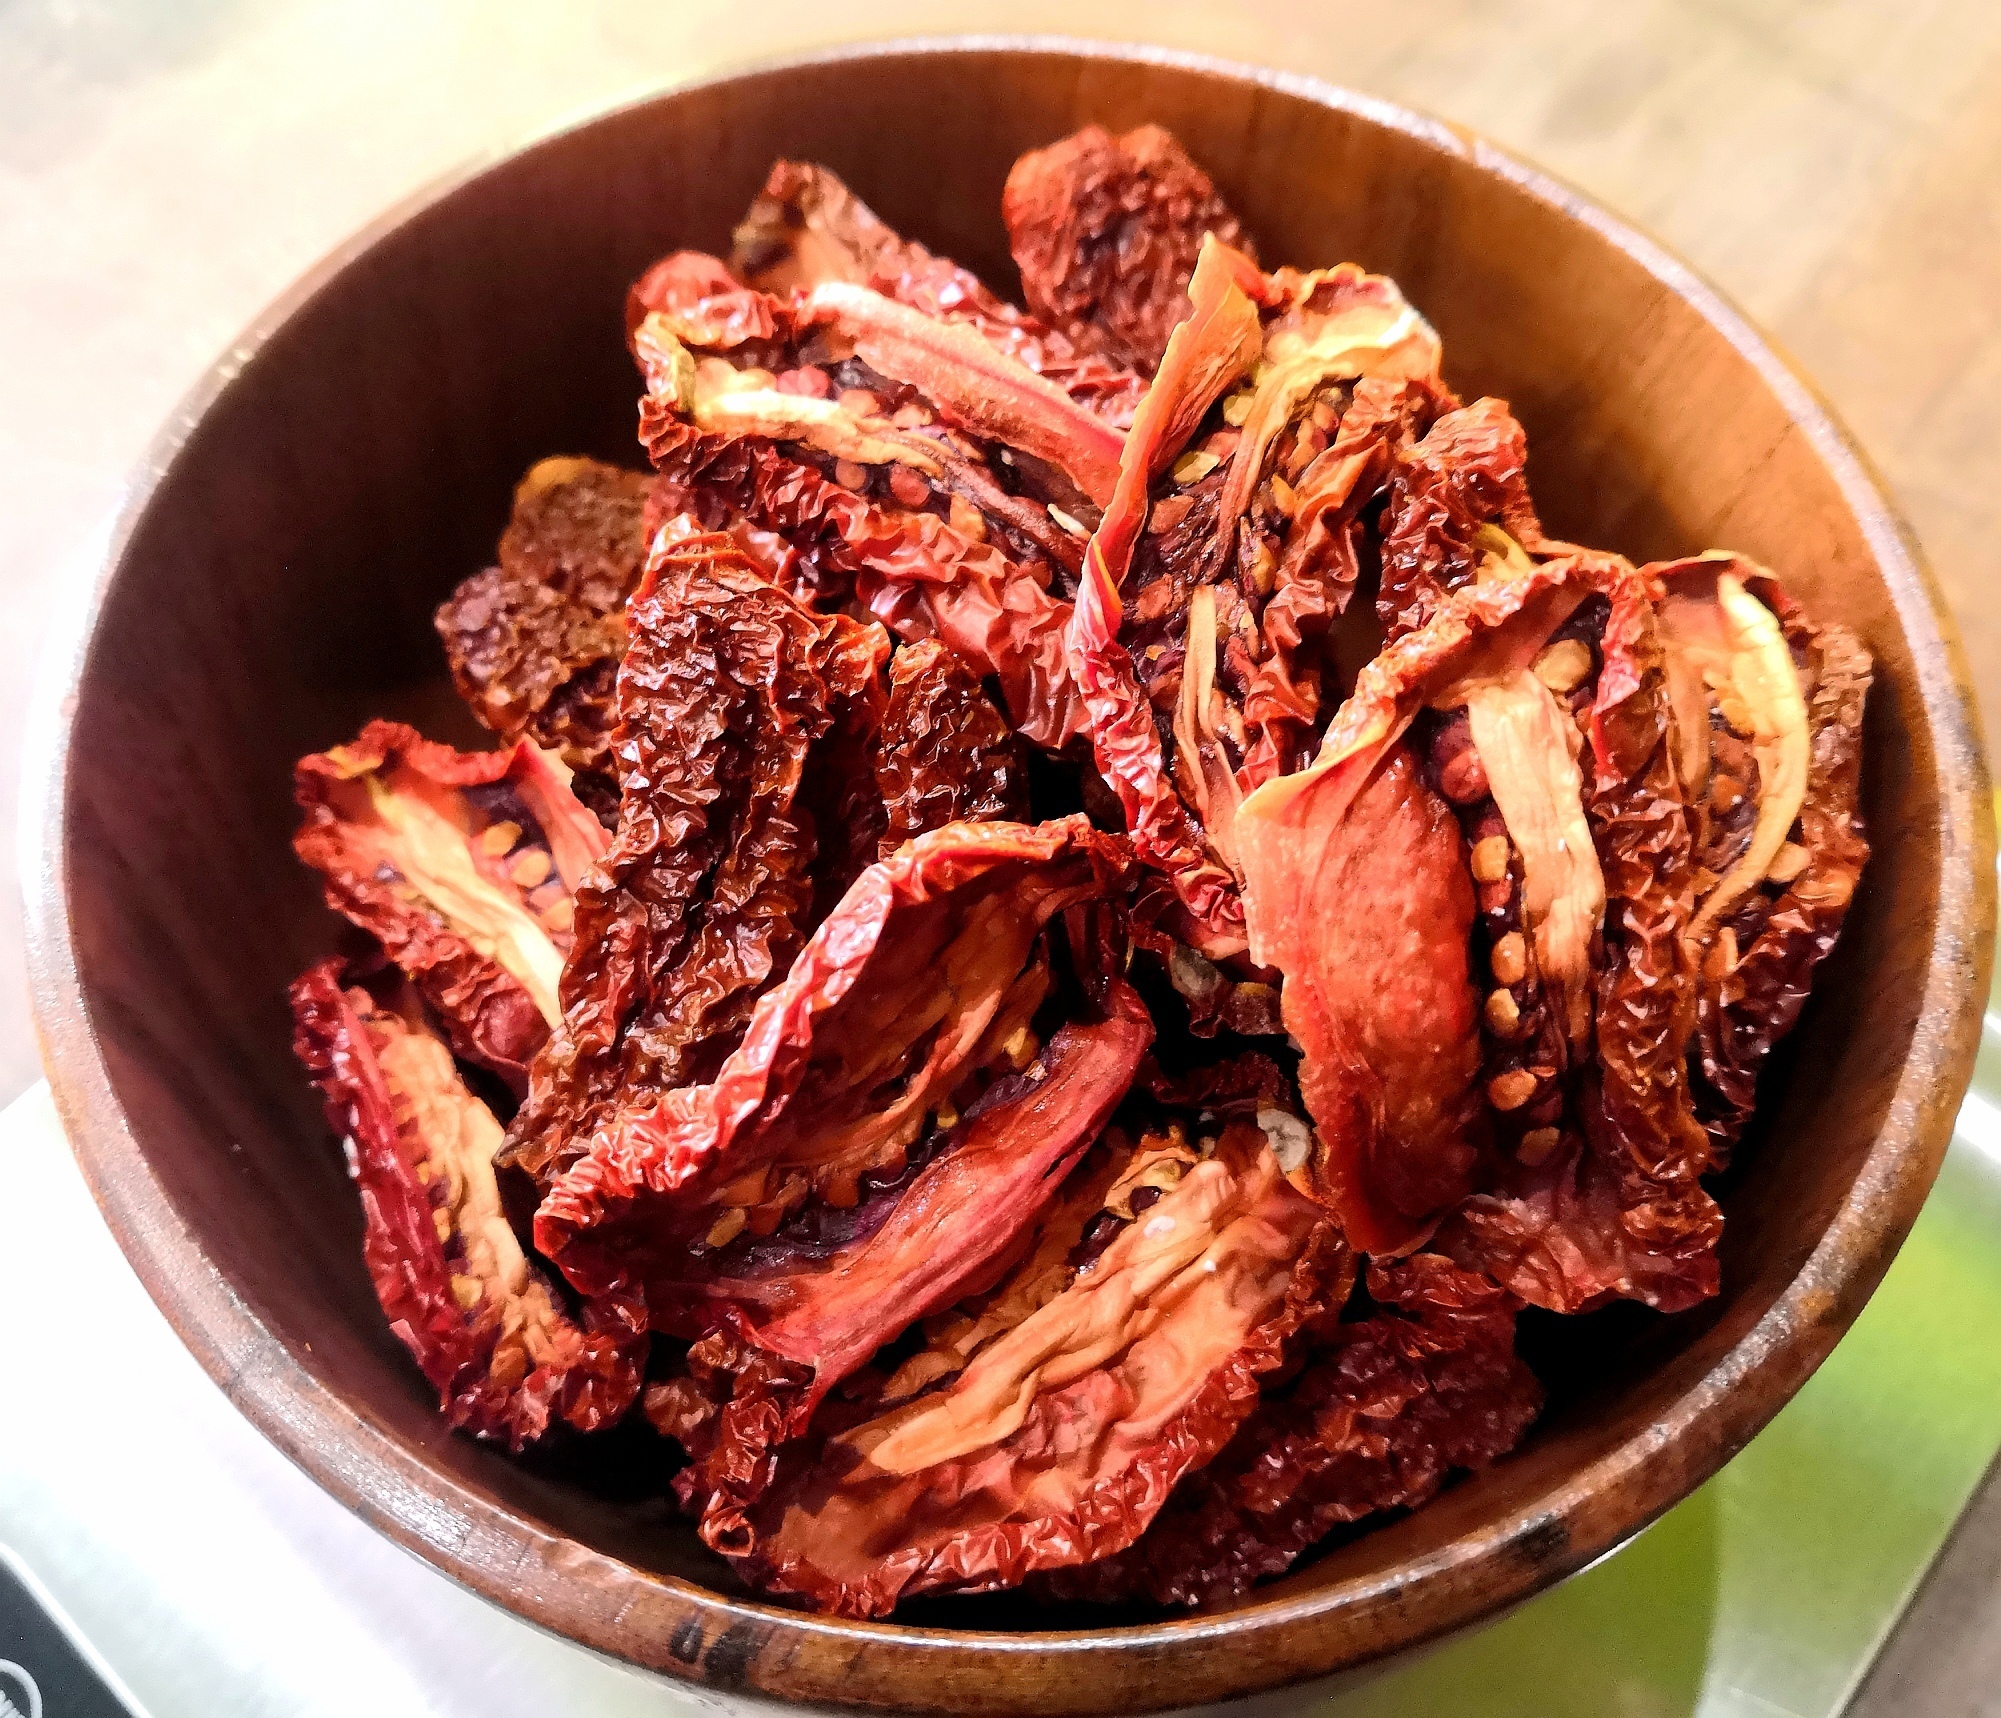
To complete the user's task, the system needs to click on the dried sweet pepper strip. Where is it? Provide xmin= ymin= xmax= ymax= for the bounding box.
xmin=292 ymin=721 xmax=609 ymax=1089
xmin=289 ymin=963 xmax=640 ymax=1448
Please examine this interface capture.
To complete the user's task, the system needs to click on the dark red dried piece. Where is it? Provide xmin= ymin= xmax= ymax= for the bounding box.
xmin=292 ymin=720 xmax=609 ymax=1089
xmin=711 ymin=1122 xmax=1342 ymax=1616
xmin=540 ymin=821 xmax=1142 ymax=1558
xmin=1236 ymin=563 xmax=1590 ymax=1250
xmin=1049 ymin=1253 xmax=1538 ymax=1606
xmin=732 ymin=160 xmax=1145 ymax=423
xmin=1241 ymin=744 xmax=1484 ymax=1252
xmin=1436 ymin=563 xmax=1723 ymax=1312
xmin=1065 ymin=237 xmax=1269 ymax=955
xmin=1378 ymin=397 xmax=1548 ymax=638
xmin=630 ymin=265 xmax=1102 ymax=748
xmin=874 ymin=638 xmax=1029 ymax=856
xmin=534 ymin=815 xmax=1129 ymax=1284
xmin=1070 ymin=239 xmax=1446 ymax=956
xmin=1140 ymin=1050 xmax=1293 ymax=1118
xmin=498 ymin=526 xmax=887 ymax=1189
xmin=652 ymin=980 xmax=1154 ymax=1545
xmin=434 ymin=457 xmax=657 ymax=816
xmin=289 ymin=962 xmax=641 ymax=1448
xmin=1003 ymin=124 xmax=1255 ymax=372
xmin=1652 ymin=560 xmax=1872 ymax=1159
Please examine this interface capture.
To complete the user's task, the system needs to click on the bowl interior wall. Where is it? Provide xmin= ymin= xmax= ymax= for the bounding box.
xmin=58 ymin=46 xmax=1948 ymax=1641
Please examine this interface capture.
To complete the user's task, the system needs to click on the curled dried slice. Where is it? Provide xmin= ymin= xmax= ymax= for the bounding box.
xmin=1454 ymin=665 xmax=1603 ymax=1051
xmin=650 ymin=976 xmax=1153 ymax=1534
xmin=1070 ymin=237 xmax=1265 ymax=954
xmin=1655 ymin=555 xmax=1814 ymax=949
xmin=1071 ymin=240 xmax=1450 ymax=955
xmin=289 ymin=963 xmax=641 ymax=1448
xmin=1242 ymin=744 xmax=1483 ymax=1253
xmin=1437 ymin=562 xmax=1723 ymax=1311
xmin=434 ymin=456 xmax=656 ymax=817
xmin=632 ymin=264 xmax=1119 ymax=538
xmin=1048 ymin=1253 xmax=1538 ymax=1607
xmin=632 ymin=268 xmax=1099 ymax=747
xmin=717 ymin=1120 xmax=1340 ymax=1616
xmin=1002 ymin=123 xmax=1255 ymax=372
xmin=1237 ymin=564 xmax=1590 ymax=1250
xmin=293 ymin=721 xmax=609 ymax=1088
xmin=535 ymin=816 xmax=1131 ymax=1284
xmin=798 ymin=283 xmax=1126 ymax=507
xmin=732 ymin=160 xmax=1145 ymax=423
xmin=1233 ymin=376 xmax=1454 ymax=782
xmin=875 ymin=638 xmax=1029 ymax=856
xmin=625 ymin=248 xmax=780 ymax=351
xmin=644 ymin=410 xmax=1087 ymax=750
xmin=1654 ymin=558 xmax=1872 ymax=1157
xmin=1378 ymin=397 xmax=1548 ymax=638
xmin=1212 ymin=263 xmax=1442 ymax=550
xmin=498 ymin=526 xmax=888 ymax=1189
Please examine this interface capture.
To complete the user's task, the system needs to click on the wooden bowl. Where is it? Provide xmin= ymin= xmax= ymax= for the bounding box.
xmin=22 ymin=40 xmax=1995 ymax=1715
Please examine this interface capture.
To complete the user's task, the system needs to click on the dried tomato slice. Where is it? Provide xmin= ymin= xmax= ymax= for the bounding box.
xmin=289 ymin=963 xmax=641 ymax=1448
xmin=712 ymin=1121 xmax=1343 ymax=1616
xmin=1002 ymin=124 xmax=1256 ymax=372
xmin=539 ymin=819 xmax=1142 ymax=1572
xmin=292 ymin=721 xmax=609 ymax=1089
xmin=732 ymin=160 xmax=1145 ymax=424
xmin=1652 ymin=556 xmax=1872 ymax=1159
xmin=630 ymin=260 xmax=1102 ymax=748
xmin=1377 ymin=397 xmax=1549 ymax=638
xmin=1069 ymin=239 xmax=1446 ymax=957
xmin=650 ymin=974 xmax=1155 ymax=1543
xmin=874 ymin=637 xmax=1029 ymax=856
xmin=1435 ymin=561 xmax=1723 ymax=1311
xmin=433 ymin=457 xmax=657 ymax=819
xmin=1048 ymin=1253 xmax=1539 ymax=1607
xmin=498 ymin=525 xmax=888 ymax=1189
xmin=1235 ymin=564 xmax=1588 ymax=1249
xmin=534 ymin=815 xmax=1130 ymax=1284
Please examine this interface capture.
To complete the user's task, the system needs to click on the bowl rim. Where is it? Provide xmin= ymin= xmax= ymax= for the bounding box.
xmin=20 ymin=33 xmax=1997 ymax=1714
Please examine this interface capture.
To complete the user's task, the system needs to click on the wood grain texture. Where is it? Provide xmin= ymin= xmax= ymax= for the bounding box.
xmin=19 ymin=42 xmax=1996 ymax=1715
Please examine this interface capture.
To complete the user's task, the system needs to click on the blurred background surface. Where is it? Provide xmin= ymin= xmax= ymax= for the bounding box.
xmin=5 ymin=0 xmax=1999 ymax=1104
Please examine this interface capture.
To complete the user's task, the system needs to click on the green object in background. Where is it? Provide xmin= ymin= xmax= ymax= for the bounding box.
xmin=1271 ymin=1008 xmax=2001 ymax=1718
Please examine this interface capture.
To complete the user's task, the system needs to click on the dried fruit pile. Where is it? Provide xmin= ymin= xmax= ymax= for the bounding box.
xmin=289 ymin=124 xmax=1871 ymax=1617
